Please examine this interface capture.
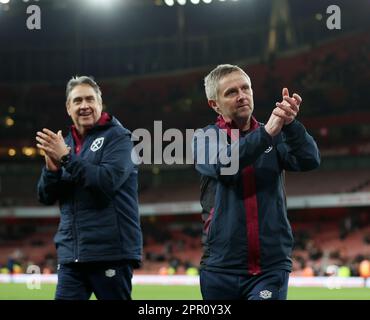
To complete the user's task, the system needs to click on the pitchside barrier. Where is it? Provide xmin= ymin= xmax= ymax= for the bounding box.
xmin=0 ymin=274 xmax=369 ymax=288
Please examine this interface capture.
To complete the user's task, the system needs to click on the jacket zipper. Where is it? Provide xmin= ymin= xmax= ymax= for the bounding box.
xmin=69 ymin=137 xmax=79 ymax=263
xmin=72 ymin=177 xmax=79 ymax=262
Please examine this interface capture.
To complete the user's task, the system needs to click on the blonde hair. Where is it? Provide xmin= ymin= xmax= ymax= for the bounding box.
xmin=204 ymin=64 xmax=250 ymax=100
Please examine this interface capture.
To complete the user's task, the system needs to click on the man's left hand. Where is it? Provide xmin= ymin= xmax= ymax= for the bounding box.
xmin=275 ymin=88 xmax=301 ymax=125
xmin=36 ymin=129 xmax=70 ymax=162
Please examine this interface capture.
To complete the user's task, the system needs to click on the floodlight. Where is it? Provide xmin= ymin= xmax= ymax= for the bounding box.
xmin=85 ymin=0 xmax=117 ymax=8
xmin=164 ymin=0 xmax=175 ymax=6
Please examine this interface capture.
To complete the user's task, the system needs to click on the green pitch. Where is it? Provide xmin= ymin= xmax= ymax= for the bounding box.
xmin=0 ymin=283 xmax=369 ymax=300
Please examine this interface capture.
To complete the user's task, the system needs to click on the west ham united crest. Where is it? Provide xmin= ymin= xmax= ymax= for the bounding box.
xmin=90 ymin=137 xmax=104 ymax=152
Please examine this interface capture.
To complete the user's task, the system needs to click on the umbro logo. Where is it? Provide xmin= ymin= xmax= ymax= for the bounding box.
xmin=105 ymin=269 xmax=116 ymax=278
xmin=264 ymin=146 xmax=273 ymax=153
xmin=90 ymin=137 xmax=104 ymax=152
xmin=259 ymin=290 xmax=272 ymax=299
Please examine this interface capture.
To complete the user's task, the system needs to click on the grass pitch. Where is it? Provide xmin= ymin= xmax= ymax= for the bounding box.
xmin=0 ymin=283 xmax=370 ymax=300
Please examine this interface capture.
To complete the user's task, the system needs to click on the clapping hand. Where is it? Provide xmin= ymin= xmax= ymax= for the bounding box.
xmin=36 ymin=129 xmax=70 ymax=171
xmin=274 ymin=88 xmax=301 ymax=125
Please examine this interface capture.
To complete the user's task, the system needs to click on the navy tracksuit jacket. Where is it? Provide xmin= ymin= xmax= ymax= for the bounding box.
xmin=37 ymin=115 xmax=142 ymax=267
xmin=193 ymin=116 xmax=320 ymax=276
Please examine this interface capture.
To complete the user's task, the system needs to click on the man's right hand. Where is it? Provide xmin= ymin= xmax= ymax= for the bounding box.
xmin=45 ymin=154 xmax=60 ymax=172
xmin=265 ymin=87 xmax=302 ymax=137
xmin=264 ymin=112 xmax=285 ymax=137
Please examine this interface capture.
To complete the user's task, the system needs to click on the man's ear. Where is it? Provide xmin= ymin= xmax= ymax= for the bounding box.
xmin=208 ymin=100 xmax=221 ymax=115
xmin=66 ymin=102 xmax=71 ymax=116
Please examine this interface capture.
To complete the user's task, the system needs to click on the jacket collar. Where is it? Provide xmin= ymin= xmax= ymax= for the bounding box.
xmin=215 ymin=115 xmax=259 ymax=140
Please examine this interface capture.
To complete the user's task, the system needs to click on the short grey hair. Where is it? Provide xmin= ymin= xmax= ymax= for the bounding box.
xmin=204 ymin=64 xmax=250 ymax=101
xmin=66 ymin=76 xmax=102 ymax=104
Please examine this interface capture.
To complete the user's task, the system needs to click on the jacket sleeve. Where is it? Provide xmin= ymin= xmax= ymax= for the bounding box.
xmin=276 ymin=119 xmax=321 ymax=171
xmin=63 ymin=132 xmax=135 ymax=200
xmin=37 ymin=167 xmax=62 ymax=205
xmin=192 ymin=126 xmax=272 ymax=181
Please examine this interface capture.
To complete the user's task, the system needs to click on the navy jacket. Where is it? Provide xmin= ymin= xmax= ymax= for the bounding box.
xmin=193 ymin=117 xmax=320 ymax=276
xmin=37 ymin=116 xmax=142 ymax=266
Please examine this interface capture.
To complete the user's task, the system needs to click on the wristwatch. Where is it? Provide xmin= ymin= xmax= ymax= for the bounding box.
xmin=60 ymin=151 xmax=71 ymax=167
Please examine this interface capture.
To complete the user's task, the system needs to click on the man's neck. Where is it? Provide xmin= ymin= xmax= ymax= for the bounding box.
xmin=233 ymin=117 xmax=251 ymax=132
xmin=74 ymin=126 xmax=88 ymax=139
xmin=76 ymin=127 xmax=86 ymax=138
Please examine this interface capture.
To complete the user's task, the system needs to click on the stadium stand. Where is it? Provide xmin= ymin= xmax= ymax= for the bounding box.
xmin=285 ymin=169 xmax=370 ymax=195
xmin=1 ymin=208 xmax=370 ymax=276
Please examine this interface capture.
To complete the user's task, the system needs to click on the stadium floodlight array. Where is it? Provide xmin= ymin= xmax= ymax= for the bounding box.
xmin=83 ymin=0 xmax=120 ymax=8
xmin=163 ymin=0 xmax=239 ymax=6
xmin=87 ymin=0 xmax=115 ymax=4
xmin=0 ymin=0 xmax=40 ymax=3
